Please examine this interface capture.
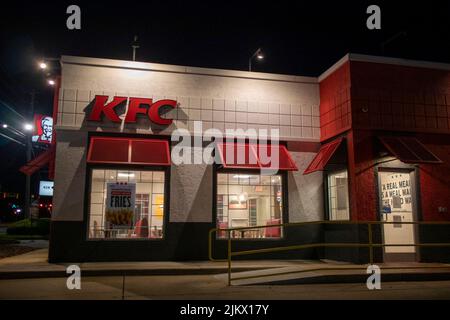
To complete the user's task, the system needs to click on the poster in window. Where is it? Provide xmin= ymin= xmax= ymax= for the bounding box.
xmin=105 ymin=182 xmax=136 ymax=226
xmin=154 ymin=194 xmax=164 ymax=216
xmin=382 ymin=201 xmax=392 ymax=214
xmin=379 ymin=173 xmax=412 ymax=213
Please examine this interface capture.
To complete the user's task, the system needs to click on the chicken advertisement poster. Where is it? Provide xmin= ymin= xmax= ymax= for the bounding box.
xmin=105 ymin=182 xmax=136 ymax=227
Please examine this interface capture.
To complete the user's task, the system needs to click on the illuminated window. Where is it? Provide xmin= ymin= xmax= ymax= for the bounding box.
xmin=88 ymin=169 xmax=165 ymax=239
xmin=216 ymin=173 xmax=283 ymax=239
xmin=327 ymin=170 xmax=350 ymax=220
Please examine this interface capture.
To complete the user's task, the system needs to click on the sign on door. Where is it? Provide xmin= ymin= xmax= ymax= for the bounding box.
xmin=379 ymin=171 xmax=416 ymax=254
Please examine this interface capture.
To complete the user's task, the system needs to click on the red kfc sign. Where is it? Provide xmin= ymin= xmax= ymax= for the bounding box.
xmin=88 ymin=95 xmax=177 ymax=125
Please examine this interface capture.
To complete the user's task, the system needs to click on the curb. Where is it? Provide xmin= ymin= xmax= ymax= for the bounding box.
xmin=0 ymin=267 xmax=274 ymax=280
xmin=245 ymin=272 xmax=450 ymax=285
xmin=2 ymin=268 xmax=450 ymax=284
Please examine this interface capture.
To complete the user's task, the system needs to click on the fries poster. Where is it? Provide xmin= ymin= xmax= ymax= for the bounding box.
xmin=105 ymin=182 xmax=136 ymax=226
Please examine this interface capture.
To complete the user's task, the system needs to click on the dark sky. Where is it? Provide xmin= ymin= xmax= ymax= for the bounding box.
xmin=0 ymin=0 xmax=450 ymax=195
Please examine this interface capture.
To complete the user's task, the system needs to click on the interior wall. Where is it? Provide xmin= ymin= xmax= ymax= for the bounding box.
xmin=257 ymin=197 xmax=271 ymax=225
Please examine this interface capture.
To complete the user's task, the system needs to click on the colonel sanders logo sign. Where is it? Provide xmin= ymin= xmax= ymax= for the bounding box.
xmin=32 ymin=115 xmax=53 ymax=144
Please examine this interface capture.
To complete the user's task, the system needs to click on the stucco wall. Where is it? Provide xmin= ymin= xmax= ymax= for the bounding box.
xmin=54 ymin=56 xmax=323 ymax=223
xmin=169 ymin=148 xmax=324 ymax=223
xmin=52 ymin=129 xmax=87 ymax=221
xmin=170 ymin=147 xmax=213 ymax=222
xmin=288 ymin=151 xmax=324 ymax=222
xmin=57 ymin=56 xmax=320 ymax=141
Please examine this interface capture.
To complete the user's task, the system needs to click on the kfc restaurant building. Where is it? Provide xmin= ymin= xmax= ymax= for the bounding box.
xmin=49 ymin=54 xmax=450 ymax=263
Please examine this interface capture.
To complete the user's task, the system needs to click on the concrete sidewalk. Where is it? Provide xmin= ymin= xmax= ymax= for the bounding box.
xmin=1 ymin=248 xmax=450 ymax=284
xmin=220 ymin=262 xmax=450 ymax=285
xmin=0 ymin=249 xmax=314 ymax=279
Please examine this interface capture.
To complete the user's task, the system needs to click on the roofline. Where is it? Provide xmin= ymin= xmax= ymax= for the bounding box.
xmin=61 ymin=55 xmax=318 ymax=84
xmin=317 ymin=54 xmax=350 ymax=82
xmin=61 ymin=54 xmax=450 ymax=84
xmin=318 ymin=53 xmax=450 ymax=82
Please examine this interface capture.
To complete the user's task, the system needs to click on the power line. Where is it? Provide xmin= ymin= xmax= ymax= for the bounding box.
xmin=4 ymin=125 xmax=26 ymax=138
xmin=0 ymin=64 xmax=29 ymax=101
xmin=0 ymin=98 xmax=26 ymax=120
xmin=0 ymin=132 xmax=25 ymax=146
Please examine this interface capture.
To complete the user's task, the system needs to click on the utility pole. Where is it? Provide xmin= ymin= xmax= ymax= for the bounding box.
xmin=248 ymin=48 xmax=264 ymax=72
xmin=131 ymin=35 xmax=140 ymax=61
xmin=381 ymin=31 xmax=407 ymax=55
xmin=24 ymin=90 xmax=35 ymax=220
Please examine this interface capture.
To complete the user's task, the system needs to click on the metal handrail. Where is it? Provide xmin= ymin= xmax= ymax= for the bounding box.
xmin=208 ymin=220 xmax=450 ymax=286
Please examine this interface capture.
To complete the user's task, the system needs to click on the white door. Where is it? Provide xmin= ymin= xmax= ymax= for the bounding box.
xmin=378 ymin=171 xmax=416 ymax=260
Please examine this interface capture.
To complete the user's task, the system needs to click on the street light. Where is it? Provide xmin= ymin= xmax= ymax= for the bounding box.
xmin=249 ymin=48 xmax=264 ymax=72
xmin=256 ymin=50 xmax=264 ymax=60
xmin=38 ymin=57 xmax=59 ymax=70
xmin=2 ymin=124 xmax=7 ymax=129
xmin=39 ymin=58 xmax=60 ymax=87
xmin=21 ymin=56 xmax=59 ymax=220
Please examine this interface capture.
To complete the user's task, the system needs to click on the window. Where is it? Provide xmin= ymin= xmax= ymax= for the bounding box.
xmin=216 ymin=173 xmax=283 ymax=239
xmin=327 ymin=170 xmax=350 ymax=220
xmin=88 ymin=169 xmax=165 ymax=239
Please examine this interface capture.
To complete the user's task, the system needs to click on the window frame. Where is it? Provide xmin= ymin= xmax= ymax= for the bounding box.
xmin=213 ymin=166 xmax=289 ymax=241
xmin=83 ymin=163 xmax=170 ymax=242
xmin=325 ymin=169 xmax=350 ymax=221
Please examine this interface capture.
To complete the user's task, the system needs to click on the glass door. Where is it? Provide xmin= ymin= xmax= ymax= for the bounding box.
xmin=378 ymin=170 xmax=417 ymax=261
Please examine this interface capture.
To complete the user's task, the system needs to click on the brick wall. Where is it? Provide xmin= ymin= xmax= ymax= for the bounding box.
xmin=347 ymin=129 xmax=450 ymax=222
xmin=347 ymin=130 xmax=378 ymax=221
xmin=417 ymin=134 xmax=450 ymax=221
xmin=351 ymin=61 xmax=450 ymax=134
xmin=321 ymin=59 xmax=450 ymax=222
xmin=349 ymin=61 xmax=450 ymax=221
xmin=319 ymin=61 xmax=352 ymax=141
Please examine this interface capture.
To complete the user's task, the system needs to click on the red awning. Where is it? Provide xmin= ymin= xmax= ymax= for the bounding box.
xmin=379 ymin=136 xmax=442 ymax=164
xmin=303 ymin=137 xmax=344 ymax=175
xmin=216 ymin=143 xmax=259 ymax=169
xmin=87 ymin=137 xmax=171 ymax=166
xmin=19 ymin=145 xmax=56 ymax=176
xmin=257 ymin=144 xmax=298 ymax=171
xmin=216 ymin=143 xmax=298 ymax=171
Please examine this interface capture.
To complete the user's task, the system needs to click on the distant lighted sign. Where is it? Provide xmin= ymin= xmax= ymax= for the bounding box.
xmin=1 ymin=192 xmax=19 ymax=199
xmin=32 ymin=115 xmax=53 ymax=144
xmin=39 ymin=181 xmax=54 ymax=196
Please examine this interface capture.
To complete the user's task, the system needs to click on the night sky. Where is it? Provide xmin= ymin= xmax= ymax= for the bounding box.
xmin=0 ymin=1 xmax=449 ymax=196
